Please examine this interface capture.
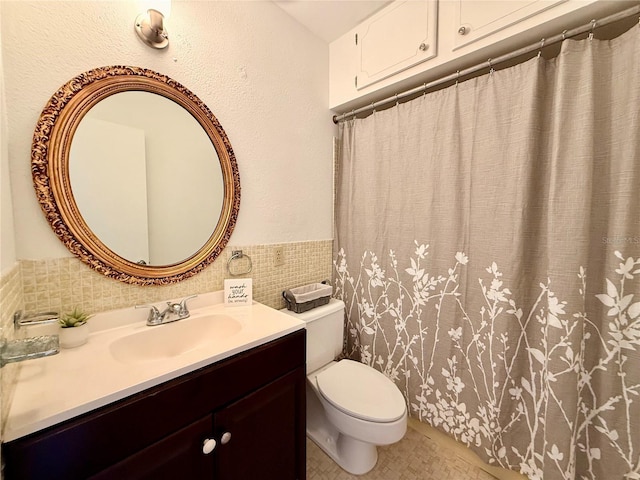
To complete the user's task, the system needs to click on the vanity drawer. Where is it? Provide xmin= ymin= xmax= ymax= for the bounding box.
xmin=3 ymin=329 xmax=306 ymax=480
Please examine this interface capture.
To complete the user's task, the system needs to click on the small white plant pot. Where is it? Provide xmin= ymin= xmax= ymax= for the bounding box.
xmin=59 ymin=324 xmax=89 ymax=349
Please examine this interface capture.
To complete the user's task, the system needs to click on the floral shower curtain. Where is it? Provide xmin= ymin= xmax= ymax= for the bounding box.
xmin=334 ymin=26 xmax=640 ymax=480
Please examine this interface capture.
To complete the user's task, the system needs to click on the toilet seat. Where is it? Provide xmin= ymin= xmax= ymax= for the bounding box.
xmin=315 ymin=360 xmax=406 ymax=423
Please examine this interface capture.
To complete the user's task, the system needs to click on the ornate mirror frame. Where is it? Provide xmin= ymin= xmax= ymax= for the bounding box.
xmin=32 ymin=65 xmax=240 ymax=285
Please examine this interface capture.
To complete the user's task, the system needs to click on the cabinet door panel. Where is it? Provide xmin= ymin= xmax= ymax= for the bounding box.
xmin=453 ymin=0 xmax=567 ymax=50
xmin=215 ymin=369 xmax=305 ymax=480
xmin=90 ymin=415 xmax=214 ymax=480
xmin=357 ymin=0 xmax=437 ymax=90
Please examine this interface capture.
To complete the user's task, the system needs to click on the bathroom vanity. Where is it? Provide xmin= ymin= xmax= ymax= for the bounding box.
xmin=3 ymin=295 xmax=307 ymax=480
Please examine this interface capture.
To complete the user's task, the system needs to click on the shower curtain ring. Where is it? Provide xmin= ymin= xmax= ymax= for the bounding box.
xmin=456 ymin=70 xmax=460 ymax=86
xmin=537 ymin=38 xmax=545 ymax=58
xmin=562 ymin=29 xmax=568 ymax=40
xmin=589 ymin=19 xmax=596 ymax=40
xmin=488 ymin=58 xmax=494 ymax=75
xmin=423 ymin=82 xmax=427 ymax=97
xmin=395 ymin=93 xmax=399 ymax=106
xmin=371 ymin=102 xmax=376 ymax=113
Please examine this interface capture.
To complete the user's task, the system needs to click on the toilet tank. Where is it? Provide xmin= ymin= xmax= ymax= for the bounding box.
xmin=280 ymin=299 xmax=345 ymax=372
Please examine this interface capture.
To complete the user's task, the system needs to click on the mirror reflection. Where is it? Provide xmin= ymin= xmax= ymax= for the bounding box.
xmin=69 ymin=91 xmax=224 ymax=266
xmin=32 ymin=65 xmax=240 ymax=285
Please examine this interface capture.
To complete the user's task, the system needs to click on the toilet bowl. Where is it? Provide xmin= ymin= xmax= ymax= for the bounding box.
xmin=307 ymin=359 xmax=407 ymax=474
xmin=281 ymin=300 xmax=407 ymax=475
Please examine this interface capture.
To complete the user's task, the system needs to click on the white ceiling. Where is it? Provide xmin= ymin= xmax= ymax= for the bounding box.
xmin=274 ymin=0 xmax=391 ymax=43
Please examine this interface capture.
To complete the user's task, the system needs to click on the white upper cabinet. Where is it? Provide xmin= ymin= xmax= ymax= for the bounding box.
xmin=356 ymin=0 xmax=438 ymax=90
xmin=330 ymin=0 xmax=633 ymax=111
xmin=453 ymin=0 xmax=567 ymax=50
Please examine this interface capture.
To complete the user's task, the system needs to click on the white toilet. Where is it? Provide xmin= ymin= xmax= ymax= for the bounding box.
xmin=281 ymin=299 xmax=407 ymax=475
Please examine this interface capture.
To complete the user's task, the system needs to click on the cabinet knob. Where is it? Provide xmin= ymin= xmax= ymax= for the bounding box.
xmin=419 ymin=43 xmax=429 ymax=52
xmin=221 ymin=431 xmax=232 ymax=444
xmin=458 ymin=26 xmax=468 ymax=35
xmin=202 ymin=438 xmax=217 ymax=454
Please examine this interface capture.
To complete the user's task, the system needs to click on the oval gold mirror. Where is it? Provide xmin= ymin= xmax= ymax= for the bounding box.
xmin=32 ymin=66 xmax=240 ymax=285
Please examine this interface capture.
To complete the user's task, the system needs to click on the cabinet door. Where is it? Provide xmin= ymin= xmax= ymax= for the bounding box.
xmin=356 ymin=0 xmax=437 ymax=90
xmin=214 ymin=368 xmax=305 ymax=480
xmin=453 ymin=0 xmax=566 ymax=50
xmin=90 ymin=415 xmax=214 ymax=480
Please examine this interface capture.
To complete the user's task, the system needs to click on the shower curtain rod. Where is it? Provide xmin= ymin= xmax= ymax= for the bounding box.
xmin=332 ymin=4 xmax=640 ymax=124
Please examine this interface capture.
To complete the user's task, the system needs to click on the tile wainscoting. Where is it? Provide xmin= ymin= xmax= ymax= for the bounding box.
xmin=0 ymin=263 xmax=24 ymax=435
xmin=19 ymin=240 xmax=333 ymax=315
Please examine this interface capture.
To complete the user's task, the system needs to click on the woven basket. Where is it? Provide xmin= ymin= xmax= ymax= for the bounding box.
xmin=282 ymin=282 xmax=332 ymax=313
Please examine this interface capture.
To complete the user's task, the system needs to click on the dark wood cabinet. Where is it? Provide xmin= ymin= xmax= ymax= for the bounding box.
xmin=215 ymin=370 xmax=302 ymax=479
xmin=90 ymin=415 xmax=215 ymax=480
xmin=3 ymin=330 xmax=306 ymax=480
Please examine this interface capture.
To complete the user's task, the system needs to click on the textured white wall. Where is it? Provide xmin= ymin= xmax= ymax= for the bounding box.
xmin=1 ymin=0 xmax=334 ymax=260
xmin=0 ymin=7 xmax=17 ymax=274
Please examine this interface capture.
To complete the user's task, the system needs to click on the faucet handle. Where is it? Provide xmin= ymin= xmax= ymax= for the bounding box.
xmin=135 ymin=304 xmax=163 ymax=325
xmin=135 ymin=303 xmax=159 ymax=312
xmin=178 ymin=295 xmax=198 ymax=316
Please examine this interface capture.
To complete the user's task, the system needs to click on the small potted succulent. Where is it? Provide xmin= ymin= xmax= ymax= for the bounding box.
xmin=58 ymin=307 xmax=92 ymax=348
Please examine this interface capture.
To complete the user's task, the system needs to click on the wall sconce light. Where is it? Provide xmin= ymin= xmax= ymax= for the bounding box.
xmin=135 ymin=0 xmax=171 ymax=49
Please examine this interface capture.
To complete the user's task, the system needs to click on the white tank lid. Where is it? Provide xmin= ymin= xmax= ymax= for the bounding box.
xmin=279 ymin=298 xmax=345 ymax=324
xmin=315 ymin=360 xmax=406 ymax=422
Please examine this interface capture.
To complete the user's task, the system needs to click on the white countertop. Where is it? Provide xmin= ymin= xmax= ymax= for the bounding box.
xmin=4 ymin=292 xmax=305 ymax=442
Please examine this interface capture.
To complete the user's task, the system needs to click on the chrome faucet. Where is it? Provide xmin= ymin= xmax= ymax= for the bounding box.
xmin=136 ymin=295 xmax=197 ymax=326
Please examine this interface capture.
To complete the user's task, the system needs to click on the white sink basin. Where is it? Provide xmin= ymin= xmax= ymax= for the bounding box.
xmin=109 ymin=314 xmax=242 ymax=364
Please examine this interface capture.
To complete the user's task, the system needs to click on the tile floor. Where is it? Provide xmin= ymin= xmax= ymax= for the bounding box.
xmin=306 ymin=425 xmax=499 ymax=480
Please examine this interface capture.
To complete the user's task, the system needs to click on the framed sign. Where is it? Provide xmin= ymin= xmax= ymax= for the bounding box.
xmin=224 ymin=278 xmax=253 ymax=306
